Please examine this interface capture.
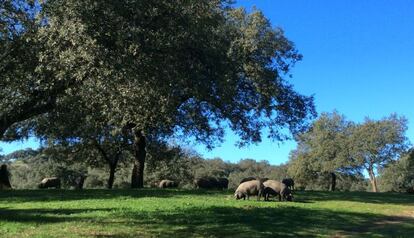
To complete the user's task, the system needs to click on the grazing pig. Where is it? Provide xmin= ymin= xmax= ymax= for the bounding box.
xmin=194 ymin=177 xmax=215 ymax=189
xmin=159 ymin=179 xmax=178 ymax=188
xmin=217 ymin=178 xmax=229 ymax=189
xmin=282 ymin=178 xmax=295 ymax=190
xmin=239 ymin=177 xmax=268 ymax=185
xmin=263 ymin=180 xmax=293 ymax=202
xmin=259 ymin=177 xmax=269 ymax=183
xmin=194 ymin=177 xmax=220 ymax=189
xmin=194 ymin=177 xmax=229 ymax=189
xmin=239 ymin=177 xmax=256 ymax=184
xmin=234 ymin=180 xmax=264 ymax=201
xmin=38 ymin=177 xmax=61 ymax=189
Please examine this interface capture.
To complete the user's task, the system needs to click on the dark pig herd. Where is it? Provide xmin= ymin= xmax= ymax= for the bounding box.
xmin=194 ymin=177 xmax=229 ymax=189
xmin=156 ymin=177 xmax=229 ymax=189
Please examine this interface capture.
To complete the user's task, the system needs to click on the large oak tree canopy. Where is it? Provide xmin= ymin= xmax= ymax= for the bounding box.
xmin=72 ymin=0 xmax=315 ymax=144
xmin=2 ymin=0 xmax=315 ymax=187
xmin=1 ymin=0 xmax=99 ymax=139
xmin=2 ymin=0 xmax=315 ymax=143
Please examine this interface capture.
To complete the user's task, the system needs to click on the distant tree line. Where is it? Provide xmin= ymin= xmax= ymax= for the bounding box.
xmin=3 ymin=133 xmax=413 ymax=193
xmin=1 ymin=143 xmax=408 ymax=193
xmin=287 ymin=111 xmax=412 ymax=193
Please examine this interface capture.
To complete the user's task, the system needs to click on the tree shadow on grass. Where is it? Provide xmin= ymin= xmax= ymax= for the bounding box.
xmin=0 ymin=207 xmax=113 ymax=224
xmin=294 ymin=191 xmax=414 ymax=205
xmin=1 ymin=189 xmax=413 ymax=206
xmin=111 ymin=205 xmax=414 ymax=238
xmin=0 ymin=188 xmax=226 ymax=202
xmin=0 ymin=203 xmax=412 ymax=237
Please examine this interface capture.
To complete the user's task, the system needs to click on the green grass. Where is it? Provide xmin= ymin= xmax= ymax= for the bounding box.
xmin=0 ymin=189 xmax=413 ymax=237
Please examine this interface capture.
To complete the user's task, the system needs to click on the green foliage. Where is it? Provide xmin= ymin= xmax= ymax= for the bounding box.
xmin=1 ymin=0 xmax=316 ymax=190
xmin=144 ymin=145 xmax=196 ymax=188
xmin=378 ymin=150 xmax=414 ymax=192
xmin=2 ymin=0 xmax=315 ymax=147
xmin=0 ymin=189 xmax=413 ymax=237
xmin=6 ymin=149 xmax=88 ymax=189
xmin=350 ymin=114 xmax=410 ymax=192
xmin=1 ymin=0 xmax=99 ymax=139
xmin=144 ymin=147 xmax=290 ymax=189
xmin=4 ymin=147 xmax=292 ymax=190
xmin=1 ymin=148 xmax=38 ymax=163
xmin=288 ymin=112 xmax=410 ymax=192
xmin=227 ymin=159 xmax=289 ymax=189
xmin=287 ymin=112 xmax=360 ymax=190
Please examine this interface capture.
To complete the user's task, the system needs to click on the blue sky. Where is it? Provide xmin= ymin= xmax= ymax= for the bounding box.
xmin=196 ymin=0 xmax=414 ymax=164
xmin=1 ymin=0 xmax=414 ymax=165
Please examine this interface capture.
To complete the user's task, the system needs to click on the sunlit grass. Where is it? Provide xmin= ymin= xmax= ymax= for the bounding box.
xmin=0 ymin=189 xmax=413 ymax=237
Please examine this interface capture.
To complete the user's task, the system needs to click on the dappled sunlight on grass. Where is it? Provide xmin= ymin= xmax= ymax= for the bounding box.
xmin=0 ymin=189 xmax=413 ymax=237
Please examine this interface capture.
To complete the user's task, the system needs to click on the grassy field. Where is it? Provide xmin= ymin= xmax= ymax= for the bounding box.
xmin=0 ymin=189 xmax=413 ymax=238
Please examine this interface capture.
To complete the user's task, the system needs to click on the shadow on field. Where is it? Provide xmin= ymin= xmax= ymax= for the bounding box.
xmin=0 ymin=190 xmax=413 ymax=237
xmin=0 ymin=189 xmax=225 ymax=202
xmin=294 ymin=191 xmax=414 ymax=205
xmin=0 ymin=207 xmax=112 ymax=223
xmin=0 ymin=205 xmax=412 ymax=237
xmin=110 ymin=205 xmax=414 ymax=237
xmin=1 ymin=189 xmax=413 ymax=206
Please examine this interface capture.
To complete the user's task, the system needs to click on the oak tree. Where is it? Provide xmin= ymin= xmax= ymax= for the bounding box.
xmin=350 ymin=115 xmax=409 ymax=192
xmin=2 ymin=1 xmax=315 ymax=188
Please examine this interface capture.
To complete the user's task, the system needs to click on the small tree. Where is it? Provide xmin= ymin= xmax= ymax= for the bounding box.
xmin=145 ymin=144 xmax=195 ymax=188
xmin=34 ymin=98 xmax=132 ymax=189
xmin=288 ymin=112 xmax=356 ymax=191
xmin=378 ymin=149 xmax=414 ymax=192
xmin=350 ymin=115 xmax=410 ymax=192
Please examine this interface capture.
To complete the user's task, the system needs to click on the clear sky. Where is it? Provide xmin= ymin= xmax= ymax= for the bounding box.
xmin=195 ymin=0 xmax=414 ymax=164
xmin=1 ymin=0 xmax=414 ymax=165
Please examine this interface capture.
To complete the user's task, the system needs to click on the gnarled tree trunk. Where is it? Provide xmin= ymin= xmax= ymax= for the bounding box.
xmin=131 ymin=130 xmax=146 ymax=188
xmin=0 ymin=125 xmax=6 ymax=140
xmin=93 ymin=141 xmax=122 ymax=189
xmin=330 ymin=172 xmax=336 ymax=191
xmin=107 ymin=162 xmax=117 ymax=189
xmin=368 ymin=169 xmax=378 ymax=192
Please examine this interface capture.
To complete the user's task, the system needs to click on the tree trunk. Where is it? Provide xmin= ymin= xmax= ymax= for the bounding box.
xmin=76 ymin=176 xmax=86 ymax=190
xmin=368 ymin=169 xmax=378 ymax=192
xmin=0 ymin=126 xmax=6 ymax=140
xmin=131 ymin=130 xmax=146 ymax=188
xmin=93 ymin=142 xmax=121 ymax=190
xmin=107 ymin=163 xmax=117 ymax=189
xmin=330 ymin=172 xmax=336 ymax=191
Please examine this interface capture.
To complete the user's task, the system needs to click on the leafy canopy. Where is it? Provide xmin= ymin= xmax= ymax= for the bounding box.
xmin=2 ymin=0 xmax=315 ymax=151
